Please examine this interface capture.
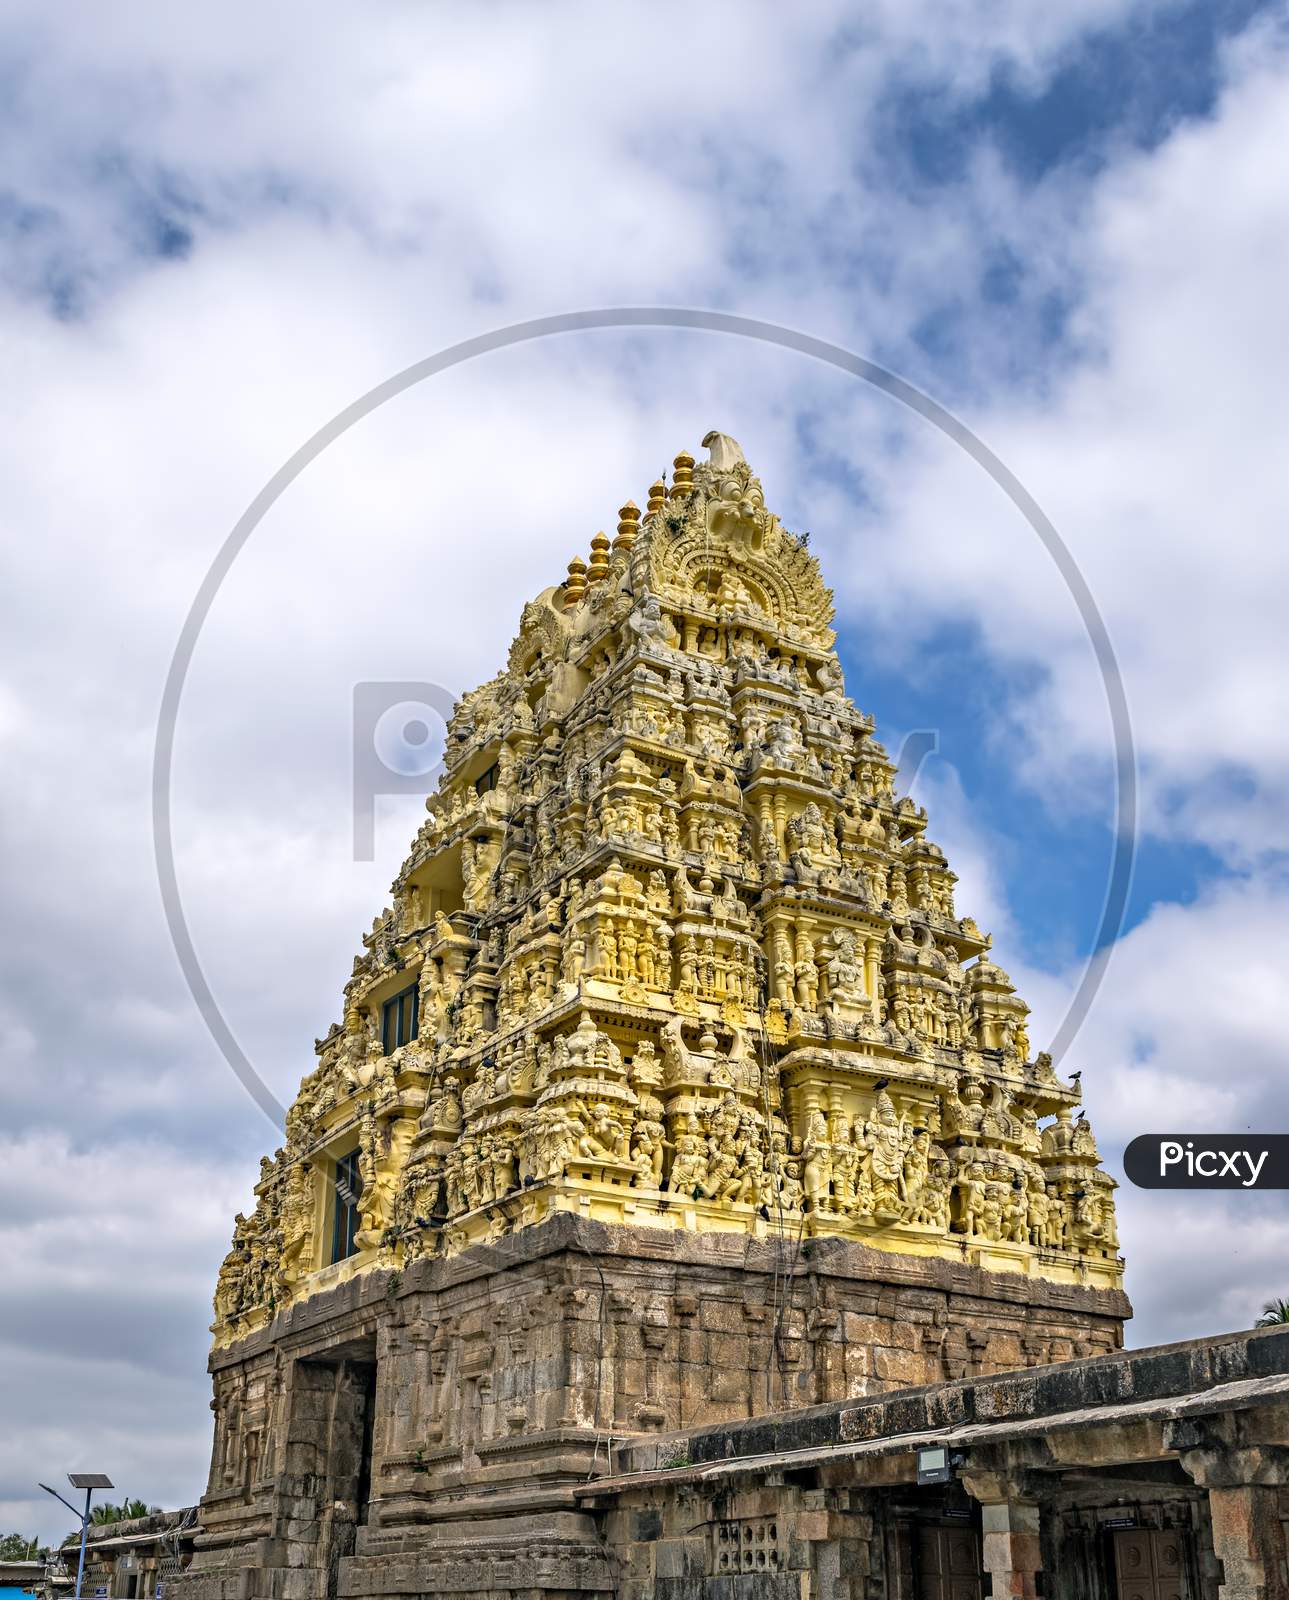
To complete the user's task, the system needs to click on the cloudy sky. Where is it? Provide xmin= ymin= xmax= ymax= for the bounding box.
xmin=3 ymin=0 xmax=1288 ymax=1543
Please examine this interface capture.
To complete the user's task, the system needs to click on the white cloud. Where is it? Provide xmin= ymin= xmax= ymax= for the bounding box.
xmin=814 ymin=21 xmax=1289 ymax=862
xmin=0 ymin=1137 xmax=249 ymax=1538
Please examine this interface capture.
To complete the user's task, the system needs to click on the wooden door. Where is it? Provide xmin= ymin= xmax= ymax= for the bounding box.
xmin=917 ymin=1524 xmax=984 ymax=1600
xmin=1113 ymin=1528 xmax=1188 ymax=1600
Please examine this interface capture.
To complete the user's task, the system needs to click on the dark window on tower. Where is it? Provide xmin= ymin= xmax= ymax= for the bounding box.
xmin=381 ymin=983 xmax=419 ymax=1054
xmin=332 ymin=1148 xmax=361 ymax=1263
xmin=474 ymin=762 xmax=499 ymax=795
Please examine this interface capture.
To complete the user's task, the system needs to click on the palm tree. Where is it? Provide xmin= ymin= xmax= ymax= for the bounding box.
xmin=89 ymin=1499 xmax=158 ymax=1527
xmin=1256 ymin=1297 xmax=1289 ymax=1327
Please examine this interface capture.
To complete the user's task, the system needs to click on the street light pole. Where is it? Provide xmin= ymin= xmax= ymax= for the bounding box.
xmin=39 ymin=1474 xmax=113 ymax=1600
xmin=74 ymin=1487 xmax=91 ymax=1600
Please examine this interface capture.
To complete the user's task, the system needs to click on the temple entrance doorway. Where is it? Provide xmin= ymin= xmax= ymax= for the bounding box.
xmin=283 ymin=1344 xmax=377 ymax=1600
xmin=1111 ymin=1528 xmax=1189 ymax=1600
xmin=914 ymin=1522 xmax=984 ymax=1600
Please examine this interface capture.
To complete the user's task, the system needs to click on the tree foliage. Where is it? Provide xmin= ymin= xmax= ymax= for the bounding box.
xmin=0 ymin=1531 xmax=49 ymax=1561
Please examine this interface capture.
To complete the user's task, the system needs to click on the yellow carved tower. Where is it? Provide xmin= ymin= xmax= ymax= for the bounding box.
xmin=212 ymin=432 xmax=1121 ymax=1348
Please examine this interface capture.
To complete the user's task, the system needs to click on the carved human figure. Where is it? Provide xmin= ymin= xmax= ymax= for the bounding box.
xmin=772 ymin=930 xmax=795 ymax=1005
xmin=699 ymin=1133 xmax=741 ymax=1203
xmin=278 ymin=1161 xmax=315 ymax=1287
xmin=829 ymin=1121 xmax=859 ymax=1211
xmin=631 ymin=1117 xmax=669 ymax=1187
xmin=559 ymin=932 xmax=586 ymax=990
xmin=475 ymin=1137 xmax=496 ymax=1206
xmin=825 ymin=930 xmax=866 ymax=1010
xmin=979 ymin=1184 xmax=1004 ymax=1242
xmin=618 ymin=924 xmax=638 ymax=982
xmin=1026 ymin=1175 xmax=1051 ymax=1248
xmin=863 ymin=1091 xmax=909 ymax=1221
xmin=677 ymin=936 xmax=698 ymax=995
xmin=491 ymin=1138 xmax=515 ymax=1202
xmin=666 ymin=1117 xmax=709 ymax=1195
xmin=794 ymin=930 xmax=819 ymax=1009
xmin=735 ymin=1138 xmax=766 ymax=1206
xmin=1002 ymin=1182 xmax=1029 ymax=1244
xmin=577 ymin=1100 xmax=627 ymax=1161
xmin=599 ymin=925 xmax=618 ymax=980
xmin=802 ymin=1108 xmax=832 ymax=1211
xmin=957 ymin=1160 xmax=988 ymax=1236
xmin=769 ymin=716 xmax=804 ymax=763
xmin=899 ymin=1130 xmax=930 ymax=1222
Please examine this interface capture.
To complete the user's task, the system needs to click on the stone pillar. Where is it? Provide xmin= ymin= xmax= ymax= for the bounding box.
xmin=1176 ymin=1437 xmax=1289 ymax=1600
xmin=863 ymin=936 xmax=881 ymax=1022
xmin=1205 ymin=1485 xmax=1287 ymax=1600
xmin=962 ymin=1472 xmax=1042 ymax=1599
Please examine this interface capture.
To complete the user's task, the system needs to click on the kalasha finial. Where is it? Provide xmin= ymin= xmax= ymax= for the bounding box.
xmin=613 ymin=500 xmax=641 ymax=554
xmin=586 ymin=530 xmax=611 ymax=584
xmin=563 ymin=554 xmax=587 ymax=607
xmin=646 ymin=478 xmax=666 ymax=515
xmin=669 ymin=451 xmax=694 ymax=498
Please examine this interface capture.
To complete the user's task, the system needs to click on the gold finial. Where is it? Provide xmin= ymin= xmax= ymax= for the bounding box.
xmin=670 ymin=451 xmax=694 ymax=498
xmin=646 ymin=478 xmax=666 ymax=515
xmin=563 ymin=554 xmax=587 ymax=607
xmin=613 ymin=500 xmax=641 ymax=554
xmin=586 ymin=530 xmax=611 ymax=584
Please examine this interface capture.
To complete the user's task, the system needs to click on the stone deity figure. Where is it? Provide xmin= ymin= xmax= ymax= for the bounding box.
xmin=777 ymin=1160 xmax=804 ymax=1213
xmin=1072 ymin=1112 xmax=1099 ymax=1158
xmin=666 ymin=1117 xmax=710 ymax=1195
xmin=700 ymin=1135 xmax=742 ymax=1204
xmin=802 ymin=1108 xmax=832 ymax=1212
xmin=794 ymin=930 xmax=819 ymax=1010
xmin=625 ymin=592 xmax=670 ymax=649
xmin=577 ymin=1100 xmax=628 ymax=1161
xmin=773 ymin=930 xmax=795 ymax=1005
xmin=677 ymin=936 xmax=699 ymax=996
xmin=829 ymin=1121 xmax=860 ymax=1212
xmin=979 ymin=1184 xmax=1004 ymax=1242
xmin=278 ymin=1162 xmax=315 ymax=1287
xmin=957 ymin=1161 xmax=988 ymax=1236
xmin=825 ymin=930 xmax=866 ymax=1014
xmin=1003 ymin=1182 xmax=1029 ymax=1244
xmin=1025 ymin=1175 xmax=1051 ymax=1248
xmin=863 ymin=1091 xmax=909 ymax=1221
xmin=631 ymin=1117 xmax=669 ymax=1187
xmin=769 ymin=716 xmax=804 ymax=764
xmin=911 ymin=1152 xmax=951 ymax=1230
xmin=899 ymin=1130 xmax=930 ymax=1223
xmin=491 ymin=1137 xmax=516 ymax=1201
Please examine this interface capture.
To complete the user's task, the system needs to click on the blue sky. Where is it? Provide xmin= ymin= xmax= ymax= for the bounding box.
xmin=2 ymin=0 xmax=1289 ymax=1545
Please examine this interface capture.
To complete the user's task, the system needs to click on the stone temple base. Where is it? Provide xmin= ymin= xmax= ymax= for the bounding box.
xmin=176 ymin=1215 xmax=1127 ymax=1600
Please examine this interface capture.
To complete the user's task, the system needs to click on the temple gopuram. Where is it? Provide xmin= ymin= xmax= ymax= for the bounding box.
xmin=178 ymin=436 xmax=1289 ymax=1600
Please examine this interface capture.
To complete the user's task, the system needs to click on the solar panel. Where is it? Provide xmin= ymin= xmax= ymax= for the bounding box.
xmin=68 ymin=1474 xmax=114 ymax=1490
